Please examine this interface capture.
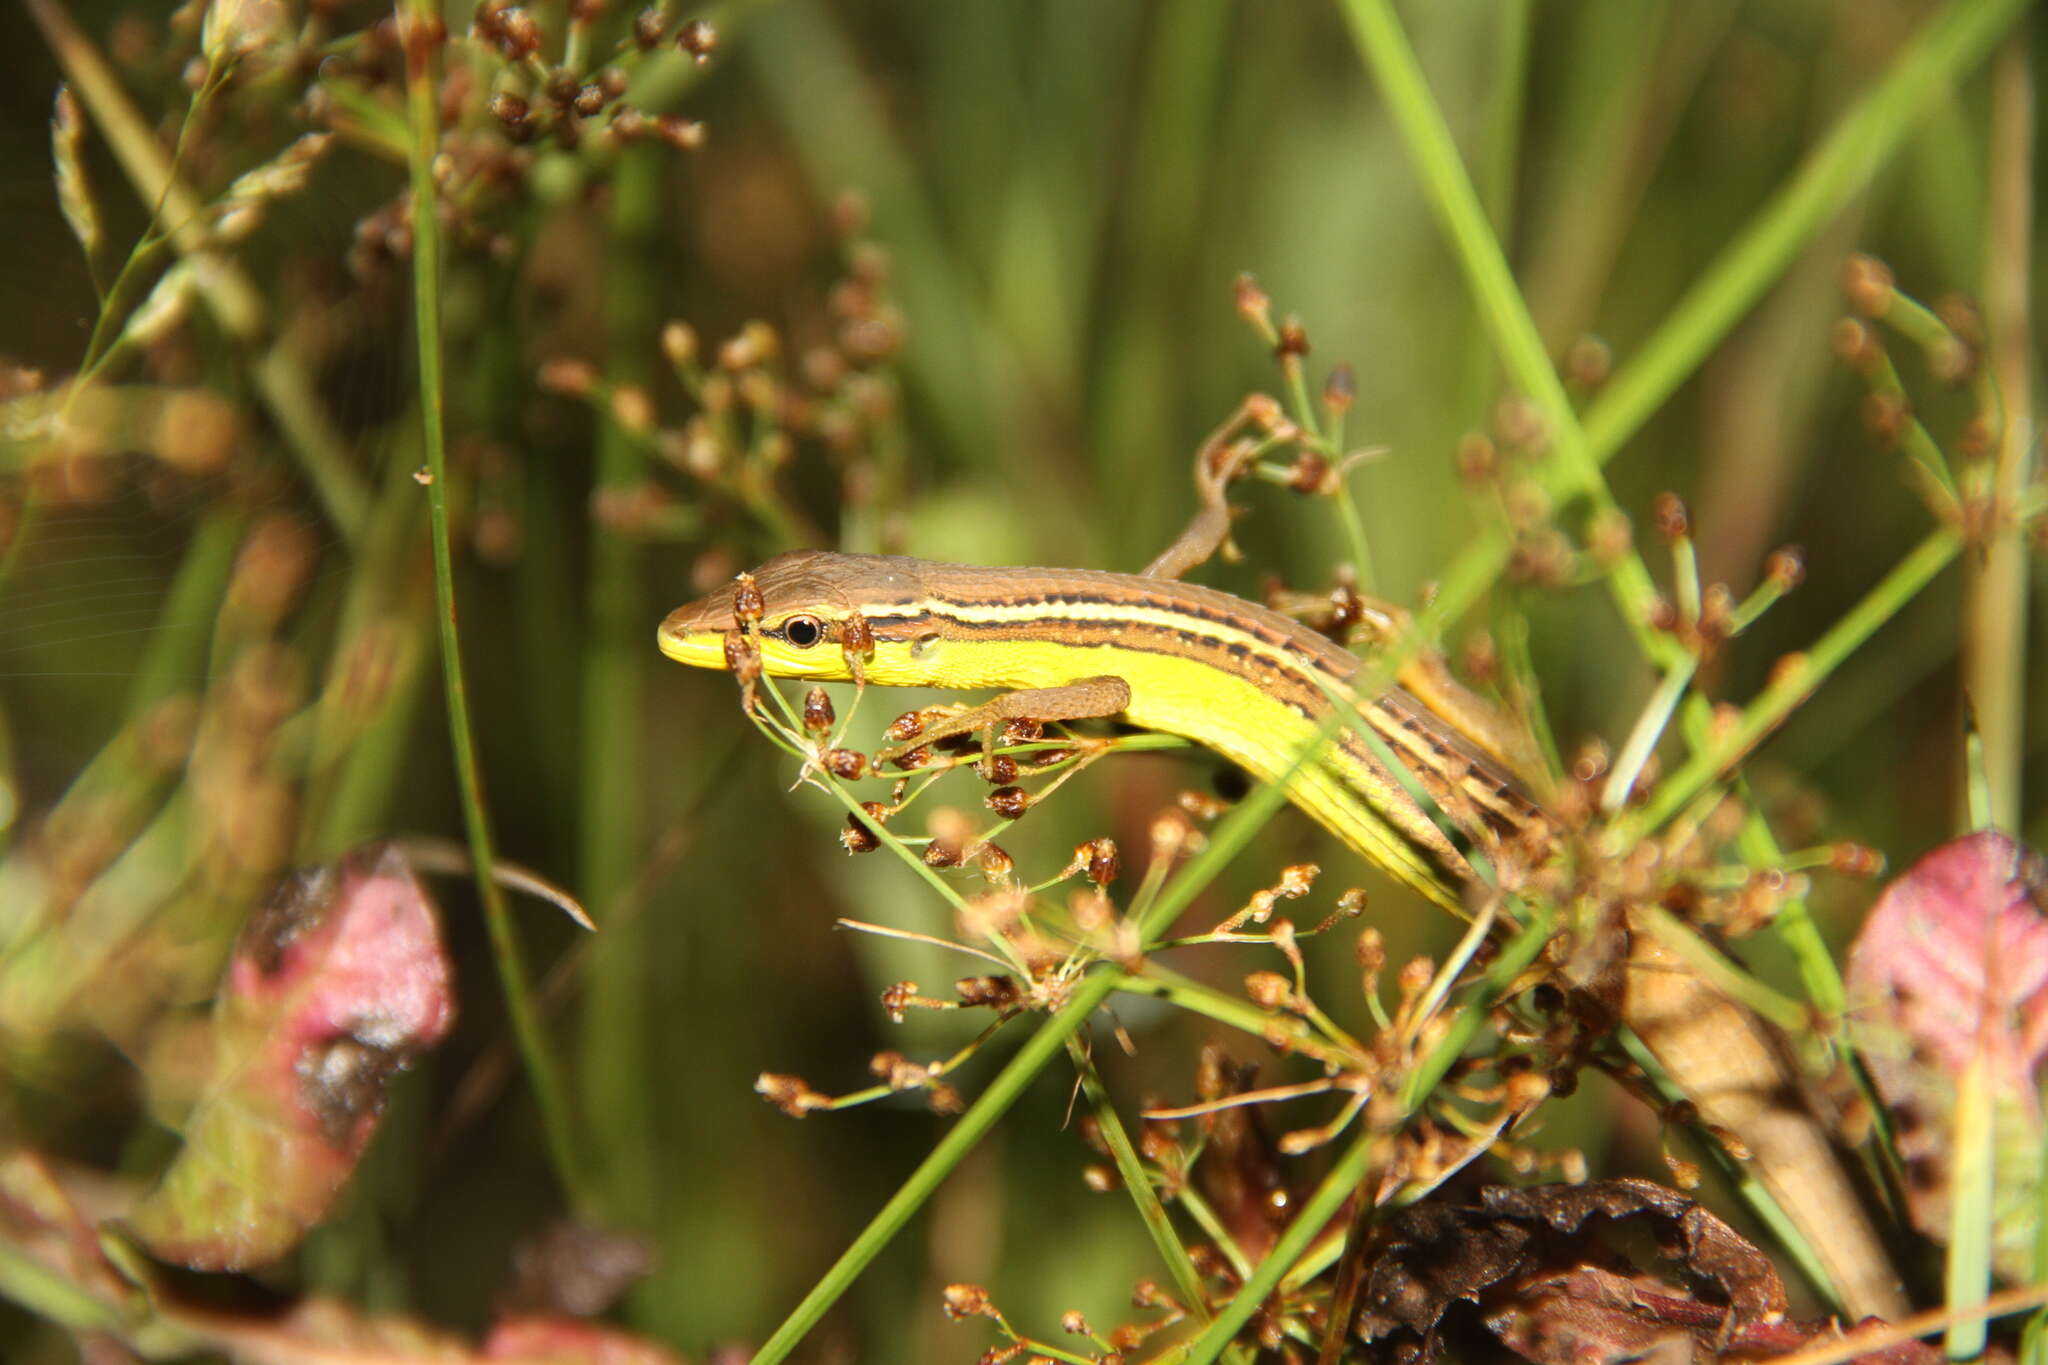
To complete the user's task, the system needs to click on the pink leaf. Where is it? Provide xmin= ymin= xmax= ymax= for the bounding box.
xmin=1846 ymin=828 xmax=2048 ymax=1278
xmin=128 ymin=842 xmax=455 ymax=1270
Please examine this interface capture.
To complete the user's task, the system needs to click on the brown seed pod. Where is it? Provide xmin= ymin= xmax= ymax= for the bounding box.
xmin=1763 ymin=545 xmax=1805 ymax=592
xmin=840 ymin=609 xmax=874 ymax=661
xmin=1651 ymin=491 xmax=1689 ymax=543
xmin=976 ymin=753 xmax=1018 ymax=785
xmin=985 ymin=786 xmax=1030 ymax=819
xmin=1084 ymin=837 xmax=1119 ymax=886
xmin=675 ymin=17 xmax=716 ymax=60
xmin=1322 ymin=362 xmax=1356 ymax=420
xmin=722 ymin=630 xmax=761 ymax=686
xmin=732 ymin=572 xmax=763 ymax=624
xmin=841 ymin=812 xmax=880 ymax=854
xmin=802 ymin=687 xmax=835 ymax=734
xmin=824 ymin=748 xmax=866 ymax=780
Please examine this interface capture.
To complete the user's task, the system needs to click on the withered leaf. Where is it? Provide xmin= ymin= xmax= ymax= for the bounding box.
xmin=128 ymin=843 xmax=455 ymax=1270
xmin=1349 ymin=1178 xmax=1930 ymax=1365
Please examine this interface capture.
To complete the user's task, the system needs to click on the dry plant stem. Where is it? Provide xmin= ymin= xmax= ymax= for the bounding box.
xmin=1964 ymin=34 xmax=2035 ymax=833
xmin=1768 ymin=1283 xmax=2048 ymax=1365
xmin=401 ymin=0 xmax=588 ymax=1208
xmin=21 ymin=0 xmax=370 ymax=545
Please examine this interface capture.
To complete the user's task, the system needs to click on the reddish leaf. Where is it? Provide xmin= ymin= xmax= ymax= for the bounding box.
xmin=128 ymin=843 xmax=455 ymax=1270
xmin=1847 ymin=829 xmax=2048 ymax=1278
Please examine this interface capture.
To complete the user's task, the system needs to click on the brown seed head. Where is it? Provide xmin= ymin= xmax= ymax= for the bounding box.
xmin=1564 ymin=334 xmax=1612 ymax=389
xmin=1831 ymin=317 xmax=1880 ymax=370
xmin=1276 ymin=316 xmax=1310 ymax=358
xmin=941 ymin=1283 xmax=996 ymax=1321
xmin=986 ymin=786 xmax=1030 ymax=819
xmin=490 ymin=91 xmax=530 ymax=134
xmin=1453 ymin=432 xmax=1498 ymax=486
xmin=1244 ymin=971 xmax=1292 ymax=1010
xmin=655 ymin=115 xmax=705 ymax=151
xmin=1287 ymin=448 xmax=1332 ymax=495
xmin=661 ymin=319 xmax=698 ymax=369
xmin=1651 ymin=491 xmax=1690 ymax=543
xmin=538 ymin=356 xmax=598 ymax=396
xmin=1321 ymin=362 xmax=1356 ymax=419
xmin=722 ymin=631 xmax=761 ymax=686
xmin=1763 ymin=545 xmax=1805 ymax=593
xmin=1083 ymin=837 xmax=1119 ymax=885
xmin=731 ymin=572 xmax=763 ymax=624
xmin=1842 ymin=253 xmax=1894 ymax=317
xmin=801 ymin=687 xmax=834 ymax=734
xmin=1233 ymin=273 xmax=1272 ymax=332
xmin=1859 ymin=392 xmax=1910 ymax=445
xmin=675 ymin=17 xmax=717 ymax=60
xmin=1830 ymin=842 xmax=1884 ymax=877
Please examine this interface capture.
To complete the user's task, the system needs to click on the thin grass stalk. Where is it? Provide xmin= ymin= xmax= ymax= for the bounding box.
xmin=1066 ymin=1041 xmax=1248 ymax=1357
xmin=1964 ymin=34 xmax=2035 ymax=831
xmin=1456 ymin=0 xmax=1530 ymax=420
xmin=579 ymin=142 xmax=662 ymax=1221
xmin=399 ymin=0 xmax=588 ymax=1209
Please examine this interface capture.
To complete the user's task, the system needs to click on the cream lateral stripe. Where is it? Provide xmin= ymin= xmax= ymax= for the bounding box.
xmin=893 ymin=593 xmax=1538 ymax=834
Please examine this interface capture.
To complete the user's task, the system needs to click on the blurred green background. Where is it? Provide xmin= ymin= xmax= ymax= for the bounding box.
xmin=0 ymin=0 xmax=2040 ymax=1359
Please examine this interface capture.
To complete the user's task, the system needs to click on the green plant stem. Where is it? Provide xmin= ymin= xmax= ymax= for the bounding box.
xmin=1066 ymin=1043 xmax=1238 ymax=1353
xmin=1947 ymin=1057 xmax=1995 ymax=1359
xmin=1630 ymin=527 xmax=1961 ymax=832
xmin=1964 ymin=34 xmax=2035 ymax=833
xmin=580 ymin=142 xmax=661 ymax=1223
xmin=401 ymin=0 xmax=587 ymax=1210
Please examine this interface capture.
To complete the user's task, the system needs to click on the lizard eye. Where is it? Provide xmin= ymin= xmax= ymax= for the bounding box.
xmin=782 ymin=614 xmax=826 ymax=649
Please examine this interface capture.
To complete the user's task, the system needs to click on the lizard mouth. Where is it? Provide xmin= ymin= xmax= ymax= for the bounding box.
xmin=656 ymin=600 xmax=729 ymax=669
